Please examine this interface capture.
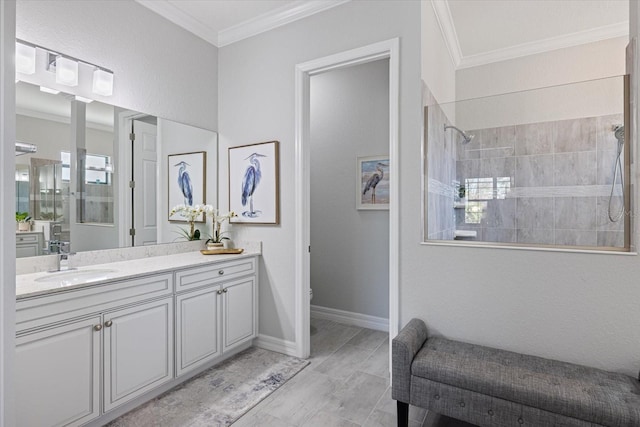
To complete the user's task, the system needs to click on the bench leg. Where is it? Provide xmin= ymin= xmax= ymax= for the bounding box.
xmin=397 ymin=401 xmax=409 ymax=427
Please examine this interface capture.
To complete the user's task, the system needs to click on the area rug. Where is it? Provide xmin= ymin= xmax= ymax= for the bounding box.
xmin=108 ymin=347 xmax=309 ymax=427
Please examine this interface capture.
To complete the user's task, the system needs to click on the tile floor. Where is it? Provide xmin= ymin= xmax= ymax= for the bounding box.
xmin=233 ymin=317 xmax=474 ymax=427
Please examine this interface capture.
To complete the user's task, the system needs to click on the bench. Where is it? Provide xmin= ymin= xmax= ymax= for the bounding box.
xmin=392 ymin=319 xmax=640 ymax=427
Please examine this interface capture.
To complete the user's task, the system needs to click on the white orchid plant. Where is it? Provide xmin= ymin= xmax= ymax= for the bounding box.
xmin=170 ymin=204 xmax=207 ymax=241
xmin=204 ymin=205 xmax=237 ymax=244
xmin=169 ymin=204 xmax=236 ymax=242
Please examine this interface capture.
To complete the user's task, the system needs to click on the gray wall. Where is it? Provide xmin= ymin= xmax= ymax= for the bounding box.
xmin=453 ymin=114 xmax=625 ymax=247
xmin=218 ymin=0 xmax=422 ymax=342
xmin=16 ymin=0 xmax=218 ymax=130
xmin=425 ymin=85 xmax=457 ymax=240
xmin=310 ymin=60 xmax=389 ymax=319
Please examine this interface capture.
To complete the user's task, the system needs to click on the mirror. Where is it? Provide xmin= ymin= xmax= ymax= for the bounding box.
xmin=15 ymin=81 xmax=218 ymax=258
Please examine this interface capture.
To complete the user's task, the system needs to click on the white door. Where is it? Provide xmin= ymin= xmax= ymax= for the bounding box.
xmin=103 ymin=297 xmax=173 ymax=411
xmin=175 ymin=285 xmax=222 ymax=376
xmin=16 ymin=316 xmax=101 ymax=427
xmin=222 ymin=277 xmax=256 ymax=351
xmin=132 ymin=120 xmax=158 ymax=246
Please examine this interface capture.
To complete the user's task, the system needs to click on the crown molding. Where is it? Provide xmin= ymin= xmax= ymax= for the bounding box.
xmin=457 ymin=22 xmax=629 ymax=69
xmin=135 ymin=0 xmax=219 ymax=46
xmin=431 ymin=0 xmax=628 ymax=70
xmin=430 ymin=0 xmax=462 ymax=68
xmin=218 ymin=0 xmax=351 ymax=47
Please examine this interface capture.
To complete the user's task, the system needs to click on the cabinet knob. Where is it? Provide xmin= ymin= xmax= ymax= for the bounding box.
xmin=94 ymin=324 xmax=103 ymax=331
xmin=105 ymin=320 xmax=113 ymax=327
xmin=218 ymin=270 xmax=224 ymax=275
xmin=223 ymin=288 xmax=228 ymax=293
xmin=217 ymin=290 xmax=223 ymax=295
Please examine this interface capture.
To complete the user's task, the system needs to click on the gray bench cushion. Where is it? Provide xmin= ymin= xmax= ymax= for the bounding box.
xmin=412 ymin=337 xmax=640 ymax=426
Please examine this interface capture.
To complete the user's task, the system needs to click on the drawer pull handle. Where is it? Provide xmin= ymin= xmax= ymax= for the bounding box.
xmin=218 ymin=270 xmax=224 ymax=275
xmin=94 ymin=324 xmax=103 ymax=331
xmin=217 ymin=290 xmax=223 ymax=295
xmin=105 ymin=320 xmax=113 ymax=327
xmin=223 ymin=288 xmax=228 ymax=293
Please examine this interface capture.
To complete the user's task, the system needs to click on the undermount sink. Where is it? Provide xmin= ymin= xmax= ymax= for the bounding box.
xmin=35 ymin=268 xmax=118 ymax=286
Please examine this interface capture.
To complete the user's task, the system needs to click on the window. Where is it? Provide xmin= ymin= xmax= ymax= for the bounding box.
xmin=61 ymin=151 xmax=111 ymax=185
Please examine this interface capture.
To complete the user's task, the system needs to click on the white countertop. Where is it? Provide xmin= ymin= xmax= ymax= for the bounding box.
xmin=16 ymin=249 xmax=260 ymax=299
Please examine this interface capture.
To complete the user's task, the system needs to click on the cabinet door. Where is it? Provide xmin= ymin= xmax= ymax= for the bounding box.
xmin=16 ymin=316 xmax=101 ymax=427
xmin=176 ymin=285 xmax=222 ymax=376
xmin=16 ymin=242 xmax=39 ymax=258
xmin=103 ymin=297 xmax=174 ymax=412
xmin=222 ymin=277 xmax=256 ymax=351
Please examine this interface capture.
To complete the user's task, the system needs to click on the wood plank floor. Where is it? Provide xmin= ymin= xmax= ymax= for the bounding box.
xmin=233 ymin=318 xmax=475 ymax=427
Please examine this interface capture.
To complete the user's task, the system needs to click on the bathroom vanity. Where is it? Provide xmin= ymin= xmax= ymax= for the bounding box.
xmin=14 ymin=250 xmax=259 ymax=427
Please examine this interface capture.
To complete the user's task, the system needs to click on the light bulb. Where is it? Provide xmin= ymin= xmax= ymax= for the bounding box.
xmin=15 ymin=42 xmax=36 ymax=75
xmin=92 ymin=69 xmax=113 ymax=96
xmin=55 ymin=56 xmax=78 ymax=87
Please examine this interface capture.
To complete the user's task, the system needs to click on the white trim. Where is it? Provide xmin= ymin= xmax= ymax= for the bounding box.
xmin=0 ymin=2 xmax=16 ymax=425
xmin=136 ymin=0 xmax=350 ymax=47
xmin=431 ymin=0 xmax=628 ymax=70
xmin=253 ymin=334 xmax=298 ymax=357
xmin=218 ymin=0 xmax=351 ymax=47
xmin=430 ymin=0 xmax=462 ymax=68
xmin=294 ymin=38 xmax=400 ymax=361
xmin=16 ymin=107 xmax=113 ymax=132
xmin=311 ymin=305 xmax=388 ymax=332
xmin=135 ymin=0 xmax=219 ymax=46
xmin=457 ymin=22 xmax=629 ymax=70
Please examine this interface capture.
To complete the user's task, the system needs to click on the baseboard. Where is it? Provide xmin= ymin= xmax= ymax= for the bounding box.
xmin=254 ymin=334 xmax=298 ymax=356
xmin=311 ymin=305 xmax=389 ymax=332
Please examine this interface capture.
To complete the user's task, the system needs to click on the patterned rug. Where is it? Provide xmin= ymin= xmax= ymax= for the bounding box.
xmin=109 ymin=347 xmax=309 ymax=427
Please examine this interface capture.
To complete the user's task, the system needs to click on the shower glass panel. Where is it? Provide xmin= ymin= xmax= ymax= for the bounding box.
xmin=424 ymin=75 xmax=630 ymax=251
xmin=15 ymin=165 xmax=30 ymax=213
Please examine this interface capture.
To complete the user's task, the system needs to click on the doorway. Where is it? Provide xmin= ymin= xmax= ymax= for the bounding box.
xmin=309 ymin=59 xmax=391 ymax=341
xmin=294 ymin=39 xmax=400 ymax=359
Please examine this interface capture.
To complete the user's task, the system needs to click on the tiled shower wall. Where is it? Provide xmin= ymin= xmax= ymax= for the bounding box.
xmin=425 ymin=84 xmax=457 ymax=240
xmin=455 ymin=114 xmax=625 ymax=247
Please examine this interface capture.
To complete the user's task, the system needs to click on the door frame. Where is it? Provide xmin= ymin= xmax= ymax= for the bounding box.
xmin=294 ymin=38 xmax=400 ymax=358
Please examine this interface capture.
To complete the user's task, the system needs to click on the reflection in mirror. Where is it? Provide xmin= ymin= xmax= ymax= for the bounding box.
xmin=15 ymin=81 xmax=218 ymax=258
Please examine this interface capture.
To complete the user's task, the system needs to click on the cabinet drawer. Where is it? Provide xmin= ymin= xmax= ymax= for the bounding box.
xmin=16 ymin=234 xmax=39 ymax=243
xmin=17 ymin=273 xmax=173 ymax=332
xmin=175 ymin=257 xmax=256 ymax=292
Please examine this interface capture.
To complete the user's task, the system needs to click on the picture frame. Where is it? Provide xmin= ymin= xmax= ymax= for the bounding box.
xmin=229 ymin=141 xmax=280 ymax=224
xmin=357 ymin=155 xmax=389 ymax=210
xmin=168 ymin=151 xmax=207 ymax=222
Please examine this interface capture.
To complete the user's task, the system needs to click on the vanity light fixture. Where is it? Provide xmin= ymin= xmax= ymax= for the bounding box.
xmin=75 ymin=95 xmax=93 ymax=104
xmin=54 ymin=55 xmax=79 ymax=87
xmin=39 ymin=86 xmax=60 ymax=95
xmin=15 ymin=42 xmax=36 ymax=75
xmin=15 ymin=39 xmax=115 ymax=97
xmin=92 ymin=69 xmax=114 ymax=96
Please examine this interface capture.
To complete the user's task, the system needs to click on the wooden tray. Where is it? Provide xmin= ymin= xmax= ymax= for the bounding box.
xmin=200 ymin=248 xmax=244 ymax=255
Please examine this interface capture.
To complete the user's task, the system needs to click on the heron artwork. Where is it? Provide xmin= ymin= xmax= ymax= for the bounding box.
xmin=175 ymin=161 xmax=193 ymax=206
xmin=241 ymin=153 xmax=267 ymax=217
xmin=363 ymin=162 xmax=388 ymax=204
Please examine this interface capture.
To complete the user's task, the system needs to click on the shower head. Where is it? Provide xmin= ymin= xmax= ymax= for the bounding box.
xmin=613 ymin=124 xmax=624 ymax=144
xmin=444 ymin=124 xmax=474 ymax=144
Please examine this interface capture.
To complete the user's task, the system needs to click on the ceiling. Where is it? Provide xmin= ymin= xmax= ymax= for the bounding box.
xmin=135 ymin=0 xmax=628 ymax=69
xmin=436 ymin=0 xmax=629 ymax=69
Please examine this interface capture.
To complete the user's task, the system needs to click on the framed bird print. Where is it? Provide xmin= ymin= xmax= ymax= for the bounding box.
xmin=357 ymin=155 xmax=389 ymax=210
xmin=229 ymin=141 xmax=280 ymax=224
xmin=168 ymin=151 xmax=207 ymax=222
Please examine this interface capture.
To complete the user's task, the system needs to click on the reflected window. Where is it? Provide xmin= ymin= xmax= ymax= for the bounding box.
xmin=61 ymin=151 xmax=111 ymax=185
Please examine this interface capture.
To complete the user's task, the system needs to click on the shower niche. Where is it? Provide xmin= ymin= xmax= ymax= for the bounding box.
xmin=423 ymin=75 xmax=631 ymax=251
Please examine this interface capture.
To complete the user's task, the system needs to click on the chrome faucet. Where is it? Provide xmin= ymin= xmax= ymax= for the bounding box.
xmin=48 ymin=241 xmax=76 ymax=272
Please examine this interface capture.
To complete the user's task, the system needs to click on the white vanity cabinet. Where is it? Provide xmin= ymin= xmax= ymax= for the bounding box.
xmin=103 ymin=297 xmax=174 ymax=412
xmin=16 ymin=231 xmax=44 ymax=258
xmin=175 ymin=257 xmax=257 ymax=376
xmin=15 ymin=254 xmax=259 ymax=427
xmin=16 ymin=316 xmax=102 ymax=427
